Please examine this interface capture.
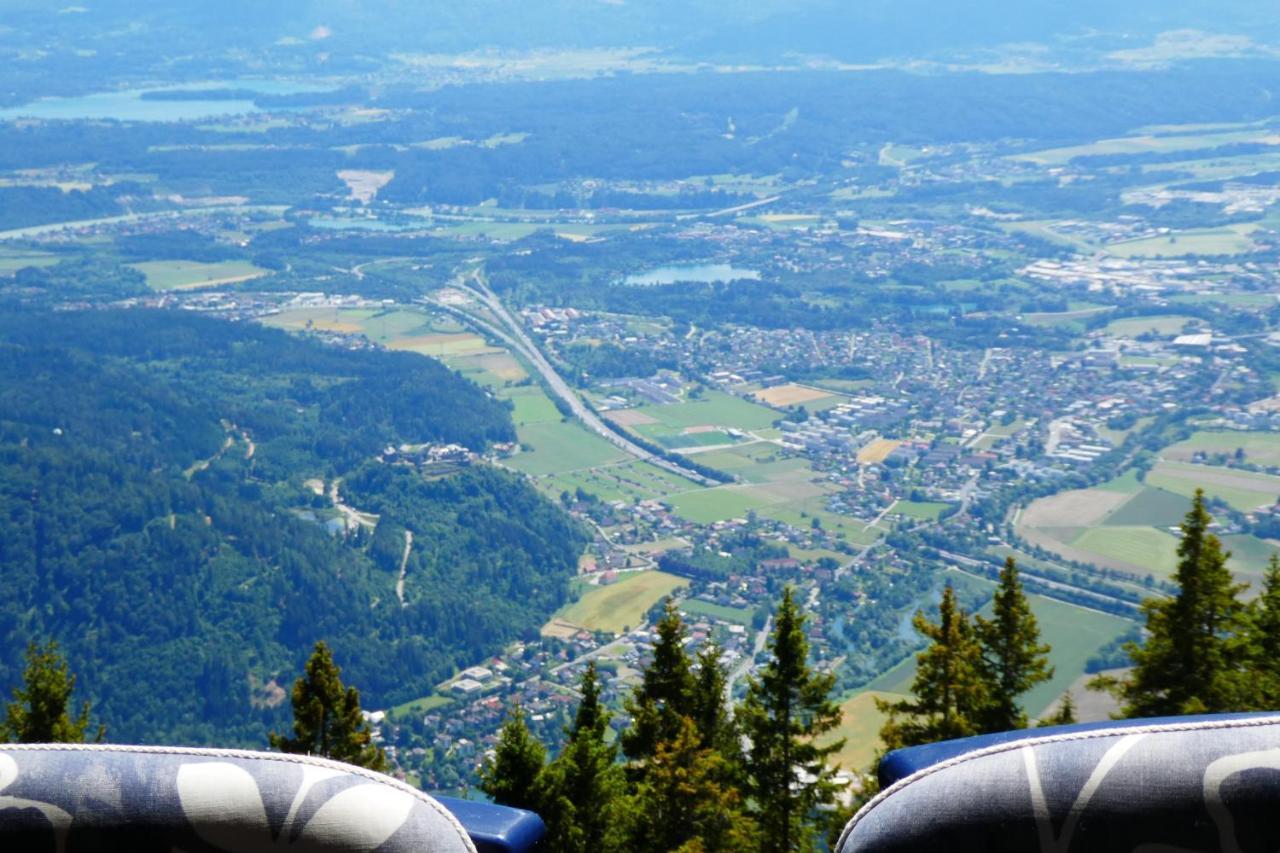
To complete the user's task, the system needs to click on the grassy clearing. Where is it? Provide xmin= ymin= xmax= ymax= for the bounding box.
xmin=543 ymin=461 xmax=699 ymax=505
xmin=506 ymin=421 xmax=627 ymax=476
xmin=1162 ymin=431 xmax=1280 ymax=467
xmin=1102 ymin=487 xmax=1191 ymax=527
xmin=554 ymin=571 xmax=689 ymax=634
xmin=0 ymin=249 xmax=56 ymax=274
xmin=506 ymin=387 xmax=563 ymax=426
xmin=1070 ymin=526 xmax=1181 ymax=575
xmin=668 ymin=487 xmax=776 ymax=524
xmin=820 ymin=691 xmax=901 ymax=772
xmin=1147 ymin=460 xmax=1280 ymax=513
xmin=1103 ymin=315 xmax=1195 ymax=338
xmin=679 ymin=598 xmax=754 ymax=625
xmin=1105 ymin=225 xmax=1258 ymax=258
xmin=1222 ymin=534 xmax=1280 ymax=585
xmin=390 ymin=692 xmax=453 ymax=720
xmin=132 ymin=259 xmax=267 ymax=290
xmin=634 ymin=390 xmax=780 ymax=432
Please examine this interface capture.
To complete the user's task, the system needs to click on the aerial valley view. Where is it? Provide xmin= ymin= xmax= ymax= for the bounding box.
xmin=3 ymin=2 xmax=1280 ymax=851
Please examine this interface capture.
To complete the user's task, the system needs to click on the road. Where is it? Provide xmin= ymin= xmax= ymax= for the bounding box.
xmin=934 ymin=548 xmax=1140 ymax=613
xmin=433 ymin=270 xmax=719 ymax=486
xmin=725 ymin=615 xmax=771 ymax=710
xmin=395 ymin=530 xmax=413 ymax=608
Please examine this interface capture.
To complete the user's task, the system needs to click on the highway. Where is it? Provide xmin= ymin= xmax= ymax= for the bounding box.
xmin=431 ymin=269 xmax=719 ymax=486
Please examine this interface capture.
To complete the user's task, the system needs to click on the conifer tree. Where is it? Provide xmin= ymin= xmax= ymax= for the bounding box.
xmin=2 ymin=641 xmax=102 ymax=743
xmin=690 ymin=642 xmax=737 ymax=756
xmin=740 ymin=587 xmax=844 ymax=853
xmin=1091 ymin=491 xmax=1248 ymax=716
xmin=622 ymin=599 xmax=696 ymax=765
xmin=538 ymin=663 xmax=630 ymax=853
xmin=975 ymin=557 xmax=1052 ymax=732
xmin=270 ymin=641 xmax=387 ymax=771
xmin=1242 ymin=554 xmax=1280 ymax=708
xmin=1038 ymin=692 xmax=1077 ymax=727
xmin=627 ymin=717 xmax=758 ymax=853
xmin=877 ymin=584 xmax=988 ymax=750
xmin=480 ymin=702 xmax=546 ymax=812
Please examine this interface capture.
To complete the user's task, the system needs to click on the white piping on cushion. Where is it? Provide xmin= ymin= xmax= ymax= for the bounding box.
xmin=836 ymin=714 xmax=1280 ymax=853
xmin=1023 ymin=734 xmax=1144 ymax=853
xmin=0 ymin=743 xmax=478 ymax=853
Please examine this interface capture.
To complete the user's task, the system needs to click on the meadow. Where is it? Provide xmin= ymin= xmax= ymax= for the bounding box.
xmin=132 ymin=259 xmax=266 ymax=290
xmin=1103 ymin=315 xmax=1195 ymax=338
xmin=552 ymin=570 xmax=689 ymax=634
xmin=1162 ymin=431 xmax=1280 ymax=468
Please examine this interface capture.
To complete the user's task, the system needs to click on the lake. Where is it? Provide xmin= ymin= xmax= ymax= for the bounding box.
xmin=623 ymin=263 xmax=761 ymax=286
xmin=0 ymin=79 xmax=332 ymax=123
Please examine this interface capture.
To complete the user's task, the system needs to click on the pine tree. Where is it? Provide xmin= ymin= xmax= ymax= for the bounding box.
xmin=1092 ymin=491 xmax=1248 ymax=716
xmin=2 ymin=641 xmax=101 ymax=743
xmin=1038 ymin=692 xmax=1077 ymax=727
xmin=622 ymin=599 xmax=696 ymax=765
xmin=690 ymin=642 xmax=737 ymax=755
xmin=269 ymin=641 xmax=387 ymax=771
xmin=1242 ymin=554 xmax=1280 ymax=708
xmin=877 ymin=584 xmax=988 ymax=750
xmin=479 ymin=702 xmax=546 ymax=812
xmin=538 ymin=663 xmax=630 ymax=853
xmin=740 ymin=587 xmax=845 ymax=853
xmin=627 ymin=717 xmax=759 ymax=853
xmin=975 ymin=557 xmax=1052 ymax=732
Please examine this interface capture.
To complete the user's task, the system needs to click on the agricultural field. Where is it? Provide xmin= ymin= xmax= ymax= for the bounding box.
xmin=820 ymin=691 xmax=899 ymax=772
xmin=1017 ymin=465 xmax=1280 ymax=583
xmin=542 ymin=461 xmax=700 ymax=505
xmin=1162 ymin=431 xmax=1280 ymax=468
xmin=679 ymin=598 xmax=754 ymax=626
xmin=1103 ymin=315 xmax=1196 ymax=338
xmin=1146 ymin=459 xmax=1280 ymax=513
xmin=131 ymin=259 xmax=267 ymax=290
xmin=1105 ymin=224 xmax=1258 ymax=259
xmin=857 ymin=438 xmax=902 ymax=465
xmin=754 ymin=383 xmax=838 ymax=407
xmin=550 ymin=570 xmax=689 ymax=634
xmin=505 ymin=420 xmax=627 ymax=476
xmin=631 ymin=390 xmax=780 ymax=434
xmin=0 ymin=247 xmax=57 ymax=274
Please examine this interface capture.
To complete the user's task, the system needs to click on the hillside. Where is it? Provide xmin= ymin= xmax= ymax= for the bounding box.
xmin=0 ymin=309 xmax=587 ymax=744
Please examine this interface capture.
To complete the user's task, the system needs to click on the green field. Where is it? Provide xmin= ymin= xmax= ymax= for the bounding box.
xmin=389 ymin=692 xmax=453 ymax=720
xmin=668 ymin=486 xmax=776 ymax=523
xmin=1103 ymin=315 xmax=1195 ymax=338
xmin=820 ymin=691 xmax=900 ymax=772
xmin=679 ymin=598 xmax=754 ymax=625
xmin=1070 ymin=526 xmax=1181 ymax=576
xmin=1163 ymin=431 xmax=1280 ymax=468
xmin=541 ymin=461 xmax=699 ymax=505
xmin=506 ymin=421 xmax=627 ymax=476
xmin=1221 ymin=534 xmax=1280 ymax=585
xmin=1105 ymin=225 xmax=1258 ymax=258
xmin=131 ymin=259 xmax=267 ymax=290
xmin=554 ymin=571 xmax=689 ymax=634
xmin=0 ymin=249 xmax=57 ymax=274
xmin=633 ymin=391 xmax=780 ymax=433
xmin=1102 ymin=487 xmax=1191 ymax=527
xmin=1147 ymin=460 xmax=1280 ymax=513
xmin=507 ymin=387 xmax=563 ymax=426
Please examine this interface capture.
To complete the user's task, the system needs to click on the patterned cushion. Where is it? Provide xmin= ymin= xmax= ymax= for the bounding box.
xmin=0 ymin=743 xmax=476 ymax=852
xmin=837 ymin=714 xmax=1280 ymax=852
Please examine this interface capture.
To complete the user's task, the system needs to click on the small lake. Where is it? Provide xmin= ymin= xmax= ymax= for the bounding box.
xmin=0 ymin=79 xmax=332 ymax=123
xmin=623 ymin=263 xmax=761 ymax=286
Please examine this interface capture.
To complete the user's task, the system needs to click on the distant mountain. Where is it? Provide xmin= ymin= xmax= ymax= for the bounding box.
xmin=2 ymin=0 xmax=1277 ymax=65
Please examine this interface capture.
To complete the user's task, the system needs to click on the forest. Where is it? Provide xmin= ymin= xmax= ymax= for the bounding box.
xmin=0 ymin=308 xmax=587 ymax=744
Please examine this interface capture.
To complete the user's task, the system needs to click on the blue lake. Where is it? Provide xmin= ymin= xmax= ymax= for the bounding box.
xmin=0 ymin=80 xmax=332 ymax=123
xmin=623 ymin=263 xmax=761 ymax=286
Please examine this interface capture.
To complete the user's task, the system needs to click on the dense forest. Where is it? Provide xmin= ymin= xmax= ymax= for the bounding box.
xmin=0 ymin=309 xmax=587 ymax=744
